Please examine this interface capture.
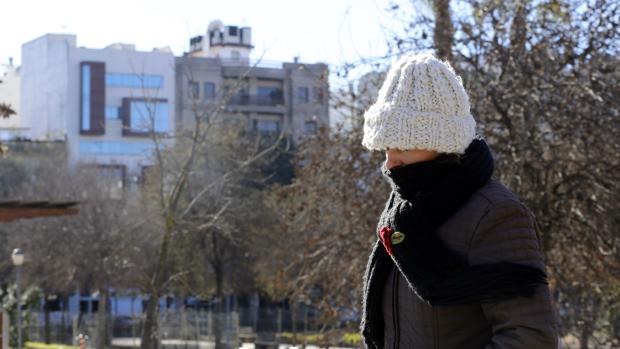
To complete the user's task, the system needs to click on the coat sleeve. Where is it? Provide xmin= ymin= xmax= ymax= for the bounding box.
xmin=468 ymin=200 xmax=558 ymax=349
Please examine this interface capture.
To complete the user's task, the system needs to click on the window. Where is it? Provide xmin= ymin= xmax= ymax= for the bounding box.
xmin=188 ymin=81 xmax=199 ymax=99
xmin=81 ymin=65 xmax=91 ymax=130
xmin=79 ymin=300 xmax=90 ymax=313
xmin=129 ymin=100 xmax=169 ymax=133
xmin=230 ymin=88 xmax=249 ymax=105
xmin=229 ymin=26 xmax=238 ymax=36
xmin=79 ymin=140 xmax=154 ymax=156
xmin=253 ymin=119 xmax=280 ymax=133
xmin=105 ymin=106 xmax=119 ymax=119
xmin=231 ymin=50 xmax=240 ymax=61
xmin=304 ymin=121 xmax=317 ymax=135
xmin=296 ymin=86 xmax=309 ymax=103
xmin=257 ymin=86 xmax=284 ymax=105
xmin=80 ymin=62 xmax=105 ymax=135
xmin=204 ymin=82 xmax=215 ymax=101
xmin=106 ymin=73 xmax=164 ymax=89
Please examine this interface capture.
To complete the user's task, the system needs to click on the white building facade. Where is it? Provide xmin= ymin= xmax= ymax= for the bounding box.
xmin=21 ymin=34 xmax=175 ymax=180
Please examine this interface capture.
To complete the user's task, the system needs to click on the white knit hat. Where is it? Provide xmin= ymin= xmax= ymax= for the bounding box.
xmin=362 ymin=53 xmax=476 ymax=154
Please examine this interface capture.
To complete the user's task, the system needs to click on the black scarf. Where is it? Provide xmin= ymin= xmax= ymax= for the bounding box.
xmin=360 ymin=139 xmax=548 ymax=349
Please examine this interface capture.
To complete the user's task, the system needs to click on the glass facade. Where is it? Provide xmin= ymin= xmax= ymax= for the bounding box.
xmin=79 ymin=140 xmax=154 ymax=156
xmin=106 ymin=73 xmax=164 ymax=89
xmin=81 ymin=65 xmax=91 ymax=130
xmin=105 ymin=106 xmax=119 ymax=119
xmin=129 ymin=100 xmax=169 ymax=133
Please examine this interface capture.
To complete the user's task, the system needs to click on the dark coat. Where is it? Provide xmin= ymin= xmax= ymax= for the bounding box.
xmin=375 ymin=179 xmax=558 ymax=349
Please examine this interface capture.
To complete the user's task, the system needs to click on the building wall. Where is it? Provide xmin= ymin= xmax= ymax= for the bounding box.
xmin=21 ymin=34 xmax=176 ymax=178
xmin=67 ymin=45 xmax=176 ymax=177
xmin=175 ymin=56 xmax=224 ymax=133
xmin=21 ymin=34 xmax=74 ymax=141
xmin=176 ymin=56 xmax=329 ymax=141
xmin=284 ymin=62 xmax=329 ymax=140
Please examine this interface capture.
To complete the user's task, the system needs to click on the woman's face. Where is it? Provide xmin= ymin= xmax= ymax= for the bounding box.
xmin=385 ymin=148 xmax=439 ymax=170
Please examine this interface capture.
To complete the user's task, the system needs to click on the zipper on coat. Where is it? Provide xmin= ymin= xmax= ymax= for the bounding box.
xmin=391 ymin=267 xmax=400 ymax=349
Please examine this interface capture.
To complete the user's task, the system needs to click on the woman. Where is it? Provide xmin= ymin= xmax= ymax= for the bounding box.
xmin=360 ymin=54 xmax=558 ymax=349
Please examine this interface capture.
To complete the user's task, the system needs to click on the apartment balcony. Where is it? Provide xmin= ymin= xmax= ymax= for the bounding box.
xmin=229 ymin=94 xmax=283 ymax=106
xmin=226 ymin=94 xmax=286 ymax=114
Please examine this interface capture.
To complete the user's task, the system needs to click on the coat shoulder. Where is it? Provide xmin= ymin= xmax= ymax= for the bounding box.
xmin=468 ymin=180 xmax=544 ymax=268
xmin=473 ymin=179 xmax=522 ymax=207
xmin=438 ymin=179 xmax=532 ymax=257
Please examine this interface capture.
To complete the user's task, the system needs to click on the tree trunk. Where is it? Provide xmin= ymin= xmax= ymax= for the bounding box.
xmin=291 ymin=302 xmax=298 ymax=345
xmin=95 ymin=287 xmax=109 ymax=349
xmin=579 ymin=324 xmax=592 ymax=349
xmin=140 ymin=291 xmax=161 ymax=349
xmin=211 ymin=230 xmax=227 ymax=349
xmin=140 ymin=215 xmax=174 ymax=349
xmin=433 ymin=0 xmax=454 ymax=62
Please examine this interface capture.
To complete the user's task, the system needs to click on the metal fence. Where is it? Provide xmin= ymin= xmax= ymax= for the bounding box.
xmin=23 ymin=306 xmax=321 ymax=348
xmin=24 ymin=310 xmax=239 ymax=348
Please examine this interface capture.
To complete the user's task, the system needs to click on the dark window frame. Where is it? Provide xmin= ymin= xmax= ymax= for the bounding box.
xmin=121 ymin=97 xmax=169 ymax=137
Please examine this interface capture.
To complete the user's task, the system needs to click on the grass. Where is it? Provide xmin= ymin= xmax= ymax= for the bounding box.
xmin=278 ymin=331 xmax=361 ymax=346
xmin=24 ymin=342 xmax=93 ymax=349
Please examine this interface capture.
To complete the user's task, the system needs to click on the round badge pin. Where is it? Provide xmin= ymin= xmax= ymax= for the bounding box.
xmin=391 ymin=231 xmax=405 ymax=245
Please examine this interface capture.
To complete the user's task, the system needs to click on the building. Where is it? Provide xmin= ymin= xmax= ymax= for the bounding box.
xmin=0 ymin=58 xmax=25 ymax=140
xmin=176 ymin=21 xmax=329 ymax=140
xmin=20 ymin=34 xmax=176 ymax=183
xmin=19 ymin=24 xmax=329 ymax=189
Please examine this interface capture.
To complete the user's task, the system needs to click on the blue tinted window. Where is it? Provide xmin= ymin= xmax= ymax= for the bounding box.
xmin=105 ymin=106 xmax=119 ymax=119
xmin=79 ymin=141 xmax=154 ymax=156
xmin=81 ymin=65 xmax=91 ymax=130
xmin=106 ymin=73 xmax=164 ymax=89
xmin=130 ymin=101 xmax=169 ymax=133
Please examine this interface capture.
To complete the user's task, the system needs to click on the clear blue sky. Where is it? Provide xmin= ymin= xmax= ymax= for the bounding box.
xmin=1 ymin=0 xmax=402 ymax=68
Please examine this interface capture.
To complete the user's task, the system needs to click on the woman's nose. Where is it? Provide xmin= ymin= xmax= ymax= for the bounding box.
xmin=385 ymin=155 xmax=403 ymax=170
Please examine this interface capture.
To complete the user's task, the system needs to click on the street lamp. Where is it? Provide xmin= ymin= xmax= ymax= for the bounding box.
xmin=11 ymin=248 xmax=24 ymax=349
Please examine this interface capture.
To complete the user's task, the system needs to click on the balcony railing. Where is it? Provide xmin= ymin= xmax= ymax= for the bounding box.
xmin=228 ymin=94 xmax=284 ymax=107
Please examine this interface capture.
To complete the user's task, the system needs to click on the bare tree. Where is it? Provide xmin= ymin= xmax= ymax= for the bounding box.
xmin=259 ymin=79 xmax=388 ymax=337
xmin=267 ymin=1 xmax=619 ymax=347
xmin=136 ymin=56 xmax=288 ymax=349
xmin=2 ymin=146 xmax=142 ymax=348
xmin=333 ymin=0 xmax=620 ymax=346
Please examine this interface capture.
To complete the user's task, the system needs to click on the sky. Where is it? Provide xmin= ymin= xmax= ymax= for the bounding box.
xmin=1 ymin=0 xmax=400 ymax=69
